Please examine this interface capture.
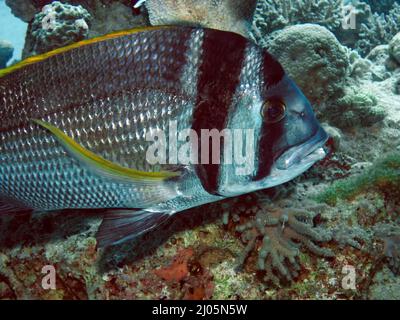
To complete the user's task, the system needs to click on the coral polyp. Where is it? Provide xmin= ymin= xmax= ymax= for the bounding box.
xmin=231 ymin=196 xmax=333 ymax=285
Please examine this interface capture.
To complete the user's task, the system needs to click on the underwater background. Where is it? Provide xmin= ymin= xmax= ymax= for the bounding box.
xmin=0 ymin=0 xmax=399 ymax=300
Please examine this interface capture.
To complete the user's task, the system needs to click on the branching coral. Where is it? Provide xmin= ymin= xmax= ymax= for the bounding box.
xmin=329 ymin=224 xmax=370 ymax=249
xmin=355 ymin=3 xmax=400 ymax=56
xmin=231 ymin=197 xmax=333 ymax=285
xmin=359 ymin=0 xmax=399 ymax=13
xmin=315 ymin=152 xmax=400 ymax=206
xmin=250 ymin=0 xmax=342 ymax=46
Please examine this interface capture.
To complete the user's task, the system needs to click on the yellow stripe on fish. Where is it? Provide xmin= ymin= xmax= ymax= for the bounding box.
xmin=0 ymin=25 xmax=170 ymax=79
xmin=33 ymin=119 xmax=180 ymax=182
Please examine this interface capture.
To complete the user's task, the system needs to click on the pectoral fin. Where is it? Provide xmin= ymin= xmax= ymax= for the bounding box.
xmin=33 ymin=119 xmax=180 ymax=184
xmin=96 ymin=209 xmax=171 ymax=247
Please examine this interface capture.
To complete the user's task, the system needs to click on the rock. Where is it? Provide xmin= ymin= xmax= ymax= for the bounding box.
xmin=144 ymin=0 xmax=256 ymax=38
xmin=0 ymin=40 xmax=14 ymax=69
xmin=5 ymin=0 xmax=39 ymax=23
xmin=266 ymin=24 xmax=349 ymax=108
xmin=389 ymin=32 xmax=400 ymax=65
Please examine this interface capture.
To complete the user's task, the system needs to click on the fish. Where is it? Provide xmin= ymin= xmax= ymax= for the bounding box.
xmin=0 ymin=26 xmax=329 ymax=247
xmin=135 ymin=0 xmax=257 ymax=37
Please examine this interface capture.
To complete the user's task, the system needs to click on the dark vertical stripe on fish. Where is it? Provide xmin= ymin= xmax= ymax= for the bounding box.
xmin=191 ymin=30 xmax=247 ymax=195
xmin=262 ymin=51 xmax=285 ymax=89
xmin=253 ymin=121 xmax=284 ymax=181
xmin=253 ymin=52 xmax=285 ymax=180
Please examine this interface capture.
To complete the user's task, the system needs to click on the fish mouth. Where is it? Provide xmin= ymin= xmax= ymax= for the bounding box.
xmin=275 ymin=127 xmax=329 ymax=170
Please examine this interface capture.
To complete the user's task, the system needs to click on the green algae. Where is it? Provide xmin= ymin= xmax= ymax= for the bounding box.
xmin=315 ymin=152 xmax=400 ymax=206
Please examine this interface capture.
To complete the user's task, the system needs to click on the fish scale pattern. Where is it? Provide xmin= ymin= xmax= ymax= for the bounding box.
xmin=0 ymin=27 xmax=202 ymax=210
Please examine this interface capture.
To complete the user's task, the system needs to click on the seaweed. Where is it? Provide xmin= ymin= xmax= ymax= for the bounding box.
xmin=315 ymin=152 xmax=400 ymax=206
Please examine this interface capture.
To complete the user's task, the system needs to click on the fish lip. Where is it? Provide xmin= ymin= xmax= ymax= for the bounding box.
xmin=275 ymin=127 xmax=329 ymax=170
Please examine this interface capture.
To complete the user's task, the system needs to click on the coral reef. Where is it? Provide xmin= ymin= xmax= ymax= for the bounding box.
xmin=250 ymin=0 xmax=342 ymax=45
xmin=360 ymin=0 xmax=399 ymax=13
xmin=315 ymin=152 xmax=400 ymax=206
xmin=329 ymin=224 xmax=370 ymax=249
xmin=329 ymin=89 xmax=386 ymax=128
xmin=1 ymin=0 xmax=400 ymax=302
xmin=337 ymin=0 xmax=373 ymax=48
xmin=355 ymin=3 xmax=400 ymax=56
xmin=27 ymin=1 xmax=92 ymax=56
xmin=229 ymin=195 xmax=334 ymax=285
xmin=6 ymin=1 xmax=150 ymax=58
xmin=265 ymin=24 xmax=349 ymax=108
xmin=0 ymin=40 xmax=14 ymax=68
xmin=395 ymin=77 xmax=400 ymax=94
xmin=389 ymin=33 xmax=400 ymax=65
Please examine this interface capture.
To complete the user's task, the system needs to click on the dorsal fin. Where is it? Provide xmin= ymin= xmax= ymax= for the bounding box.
xmin=0 ymin=26 xmax=171 ymax=79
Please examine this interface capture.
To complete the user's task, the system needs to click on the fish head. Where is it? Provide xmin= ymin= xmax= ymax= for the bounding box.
xmin=218 ymin=74 xmax=329 ymax=197
xmin=258 ymin=75 xmax=329 ymax=183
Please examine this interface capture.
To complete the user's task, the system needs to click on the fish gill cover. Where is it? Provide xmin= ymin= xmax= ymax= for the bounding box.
xmin=0 ymin=0 xmax=399 ymax=300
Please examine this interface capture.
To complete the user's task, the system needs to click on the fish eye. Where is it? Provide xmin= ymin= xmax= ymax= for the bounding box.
xmin=261 ymin=98 xmax=286 ymax=123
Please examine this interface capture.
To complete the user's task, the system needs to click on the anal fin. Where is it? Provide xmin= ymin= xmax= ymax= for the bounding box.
xmin=96 ymin=209 xmax=171 ymax=247
xmin=0 ymin=198 xmax=32 ymax=215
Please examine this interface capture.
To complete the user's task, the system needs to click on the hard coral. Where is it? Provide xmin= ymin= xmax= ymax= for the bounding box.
xmin=250 ymin=0 xmax=342 ymax=46
xmin=265 ymin=24 xmax=349 ymax=108
xmin=359 ymin=0 xmax=399 ymax=13
xmin=28 ymin=1 xmax=92 ymax=56
xmin=355 ymin=3 xmax=400 ymax=56
xmin=232 ymin=196 xmax=333 ymax=285
xmin=329 ymin=89 xmax=386 ymax=128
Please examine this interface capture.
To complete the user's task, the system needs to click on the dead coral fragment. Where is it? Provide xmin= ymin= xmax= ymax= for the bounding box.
xmin=234 ymin=198 xmax=333 ymax=285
